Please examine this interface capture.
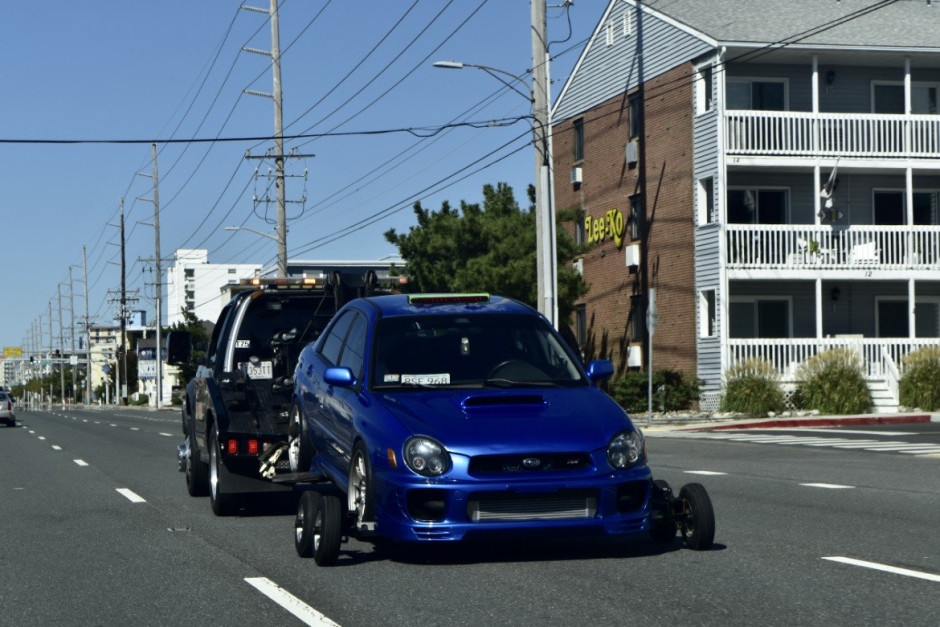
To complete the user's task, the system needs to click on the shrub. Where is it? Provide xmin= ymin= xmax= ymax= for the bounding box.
xmin=132 ymin=393 xmax=150 ymax=407
xmin=899 ymin=346 xmax=940 ymax=411
xmin=794 ymin=348 xmax=871 ymax=415
xmin=610 ymin=369 xmax=701 ymax=413
xmin=720 ymin=358 xmax=784 ymax=415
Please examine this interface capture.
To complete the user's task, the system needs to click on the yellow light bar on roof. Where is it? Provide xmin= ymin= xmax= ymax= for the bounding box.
xmin=408 ymin=294 xmax=490 ymax=305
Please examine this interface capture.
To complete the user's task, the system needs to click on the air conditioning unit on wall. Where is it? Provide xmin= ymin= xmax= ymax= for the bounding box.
xmin=572 ymin=258 xmax=584 ymax=276
xmin=570 ymin=166 xmax=582 ymax=185
xmin=625 ymin=243 xmax=641 ymax=267
xmin=627 ymin=345 xmax=643 ymax=368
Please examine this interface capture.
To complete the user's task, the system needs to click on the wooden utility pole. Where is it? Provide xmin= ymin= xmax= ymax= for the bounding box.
xmin=152 ymin=143 xmax=164 ymax=409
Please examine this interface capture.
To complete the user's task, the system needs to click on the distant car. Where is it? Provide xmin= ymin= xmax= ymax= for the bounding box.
xmin=0 ymin=391 xmax=16 ymax=427
xmin=290 ymin=293 xmax=715 ymax=565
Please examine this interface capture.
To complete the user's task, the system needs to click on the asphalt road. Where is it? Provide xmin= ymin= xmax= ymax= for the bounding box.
xmin=2 ymin=407 xmax=938 ymax=626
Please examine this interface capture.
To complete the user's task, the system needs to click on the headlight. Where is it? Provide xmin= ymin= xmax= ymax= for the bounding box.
xmin=403 ymin=437 xmax=451 ymax=477
xmin=607 ymin=430 xmax=645 ymax=469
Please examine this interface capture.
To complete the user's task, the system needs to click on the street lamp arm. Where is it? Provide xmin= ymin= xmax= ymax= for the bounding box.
xmin=433 ymin=60 xmax=533 ymax=103
xmin=224 ymin=225 xmax=280 ymax=242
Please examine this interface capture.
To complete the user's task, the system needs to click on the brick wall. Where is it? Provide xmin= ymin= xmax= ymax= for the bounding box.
xmin=554 ymin=62 xmax=697 ymax=381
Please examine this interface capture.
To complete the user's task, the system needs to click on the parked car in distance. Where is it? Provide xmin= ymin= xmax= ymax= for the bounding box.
xmin=290 ymin=293 xmax=714 ymax=565
xmin=0 ymin=391 xmax=16 ymax=427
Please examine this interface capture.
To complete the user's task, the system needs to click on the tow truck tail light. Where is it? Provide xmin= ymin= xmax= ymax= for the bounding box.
xmin=227 ymin=439 xmax=239 ymax=455
xmin=247 ymin=439 xmax=259 ymax=455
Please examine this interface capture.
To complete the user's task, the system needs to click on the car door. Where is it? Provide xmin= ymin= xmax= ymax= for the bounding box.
xmin=309 ymin=310 xmax=357 ymax=473
xmin=330 ymin=312 xmax=368 ymax=466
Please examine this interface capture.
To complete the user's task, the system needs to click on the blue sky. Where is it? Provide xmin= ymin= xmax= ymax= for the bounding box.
xmin=0 ymin=1 xmax=604 ymax=354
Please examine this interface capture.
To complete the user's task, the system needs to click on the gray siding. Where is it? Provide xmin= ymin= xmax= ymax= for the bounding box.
xmin=695 ymin=223 xmax=722 ymax=395
xmin=553 ymin=2 xmax=712 ymax=123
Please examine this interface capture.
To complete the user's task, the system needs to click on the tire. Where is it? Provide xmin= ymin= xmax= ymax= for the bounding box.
xmin=209 ymin=425 xmax=236 ymax=516
xmin=348 ymin=441 xmax=375 ymax=534
xmin=185 ymin=428 xmax=209 ymax=497
xmin=295 ymin=491 xmax=318 ymax=558
xmin=295 ymin=492 xmax=342 ymax=566
xmin=288 ymin=403 xmax=313 ymax=473
xmin=678 ymin=483 xmax=715 ymax=551
xmin=648 ymin=479 xmax=676 ymax=543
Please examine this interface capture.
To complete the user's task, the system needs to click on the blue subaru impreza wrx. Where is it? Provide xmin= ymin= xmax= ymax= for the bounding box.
xmin=289 ymin=293 xmax=714 ymax=565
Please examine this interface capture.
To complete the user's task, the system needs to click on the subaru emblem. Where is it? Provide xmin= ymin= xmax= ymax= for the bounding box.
xmin=522 ymin=457 xmax=541 ymax=469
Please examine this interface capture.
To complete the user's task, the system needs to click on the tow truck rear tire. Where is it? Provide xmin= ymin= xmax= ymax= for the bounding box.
xmin=678 ymin=483 xmax=715 ymax=551
xmin=185 ymin=428 xmax=209 ymax=497
xmin=209 ymin=425 xmax=236 ymax=516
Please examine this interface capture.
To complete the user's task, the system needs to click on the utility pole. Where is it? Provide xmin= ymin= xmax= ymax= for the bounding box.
xmin=57 ymin=284 xmax=66 ymax=408
xmin=531 ymin=0 xmax=557 ymax=328
xmin=119 ymin=199 xmax=128 ymax=405
xmin=152 ymin=143 xmax=164 ymax=409
xmin=82 ymin=246 xmax=91 ymax=406
xmin=242 ymin=1 xmax=312 ymax=277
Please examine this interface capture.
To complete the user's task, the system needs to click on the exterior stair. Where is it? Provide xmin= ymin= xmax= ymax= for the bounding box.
xmin=868 ymin=378 xmax=898 ymax=414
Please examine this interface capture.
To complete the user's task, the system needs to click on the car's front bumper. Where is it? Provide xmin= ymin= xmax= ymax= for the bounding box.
xmin=371 ymin=465 xmax=654 ymax=542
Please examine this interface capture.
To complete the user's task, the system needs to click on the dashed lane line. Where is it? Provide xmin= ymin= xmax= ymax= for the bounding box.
xmin=823 ymin=556 xmax=940 ymax=583
xmin=800 ymin=482 xmax=855 ymax=489
xmin=116 ymin=488 xmax=146 ymax=503
xmin=74 ymin=460 xmax=89 ymax=467
xmin=245 ymin=577 xmax=340 ymax=626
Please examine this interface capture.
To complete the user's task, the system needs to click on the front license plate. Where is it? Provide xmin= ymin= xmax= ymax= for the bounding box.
xmin=246 ymin=361 xmax=273 ymax=380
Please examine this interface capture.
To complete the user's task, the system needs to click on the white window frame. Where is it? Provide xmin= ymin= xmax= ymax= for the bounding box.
xmin=695 ymin=63 xmax=714 ymax=115
xmin=871 ymin=80 xmax=940 ymax=114
xmin=699 ymin=289 xmax=717 ymax=338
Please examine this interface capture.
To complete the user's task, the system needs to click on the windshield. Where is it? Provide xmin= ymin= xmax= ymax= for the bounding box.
xmin=371 ymin=313 xmax=585 ymax=389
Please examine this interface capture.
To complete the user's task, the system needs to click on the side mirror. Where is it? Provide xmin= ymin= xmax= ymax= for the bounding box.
xmin=585 ymin=360 xmax=614 ymax=383
xmin=165 ymin=331 xmax=192 ymax=365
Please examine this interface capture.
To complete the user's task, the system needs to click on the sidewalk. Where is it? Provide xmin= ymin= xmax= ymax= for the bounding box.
xmin=641 ymin=411 xmax=939 ymax=433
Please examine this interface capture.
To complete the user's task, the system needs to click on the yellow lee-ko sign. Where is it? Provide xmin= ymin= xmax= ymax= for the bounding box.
xmin=584 ymin=209 xmax=625 ymax=248
xmin=3 ymin=346 xmax=23 ymax=358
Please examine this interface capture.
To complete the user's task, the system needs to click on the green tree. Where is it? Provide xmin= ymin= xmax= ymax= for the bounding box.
xmin=166 ymin=308 xmax=212 ymax=384
xmin=384 ymin=182 xmax=587 ymax=324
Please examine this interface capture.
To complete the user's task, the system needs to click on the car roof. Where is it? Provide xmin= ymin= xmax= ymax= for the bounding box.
xmin=355 ymin=294 xmax=539 ymax=319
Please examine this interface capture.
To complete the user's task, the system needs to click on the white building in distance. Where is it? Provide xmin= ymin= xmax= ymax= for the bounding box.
xmin=165 ymin=249 xmax=261 ymax=326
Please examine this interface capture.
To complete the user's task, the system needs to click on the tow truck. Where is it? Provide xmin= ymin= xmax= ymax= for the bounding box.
xmin=167 ymin=271 xmax=394 ymax=515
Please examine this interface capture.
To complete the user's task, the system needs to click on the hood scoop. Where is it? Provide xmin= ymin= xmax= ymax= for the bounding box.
xmin=461 ymin=394 xmax=546 ymax=410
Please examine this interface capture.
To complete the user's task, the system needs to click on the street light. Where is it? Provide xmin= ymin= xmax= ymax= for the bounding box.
xmin=433 ymin=58 xmax=558 ymax=328
xmin=224 ymin=225 xmax=281 ymax=243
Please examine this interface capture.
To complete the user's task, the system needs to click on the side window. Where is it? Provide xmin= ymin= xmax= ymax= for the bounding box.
xmin=318 ymin=311 xmax=356 ymax=366
xmin=338 ymin=314 xmax=367 ymax=380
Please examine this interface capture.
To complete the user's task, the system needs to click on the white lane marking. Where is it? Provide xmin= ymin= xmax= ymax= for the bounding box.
xmin=116 ymin=488 xmax=146 ymax=503
xmin=38 ymin=436 xmax=46 ymax=441
xmin=800 ymin=482 xmax=854 ymax=489
xmin=28 ymin=430 xmax=35 ymax=434
xmin=245 ymin=577 xmax=340 ymax=626
xmin=159 ymin=432 xmax=173 ymax=437
xmin=74 ymin=459 xmax=89 ymax=467
xmin=823 ymin=557 xmax=940 ymax=583
xmin=901 ymin=448 xmax=940 ymax=455
xmin=110 ymin=424 xmax=117 ymax=427
xmin=131 ymin=427 xmax=140 ymax=431
xmin=684 ymin=470 xmax=727 ymax=476
xmin=52 ymin=445 xmax=62 ymax=451
xmin=781 ymin=428 xmax=916 ymax=436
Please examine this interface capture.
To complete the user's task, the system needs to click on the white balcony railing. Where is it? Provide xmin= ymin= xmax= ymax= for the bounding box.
xmin=726 ymin=224 xmax=940 ymax=270
xmin=728 ymin=338 xmax=935 ymax=383
xmin=726 ymin=111 xmax=940 ymax=158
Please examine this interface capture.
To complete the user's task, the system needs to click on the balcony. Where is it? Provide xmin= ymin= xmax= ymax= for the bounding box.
xmin=726 ymin=224 xmax=940 ymax=271
xmin=726 ymin=111 xmax=940 ymax=158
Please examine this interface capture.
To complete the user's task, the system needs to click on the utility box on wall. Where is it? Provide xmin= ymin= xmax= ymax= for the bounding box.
xmin=627 ymin=345 xmax=643 ymax=368
xmin=625 ymin=243 xmax=641 ymax=267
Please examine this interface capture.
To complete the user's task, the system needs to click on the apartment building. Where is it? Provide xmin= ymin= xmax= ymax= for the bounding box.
xmin=165 ymin=249 xmax=261 ymax=326
xmin=552 ymin=0 xmax=940 ymax=411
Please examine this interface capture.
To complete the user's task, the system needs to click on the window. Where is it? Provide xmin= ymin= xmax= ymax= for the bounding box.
xmin=628 ymin=96 xmax=641 ymax=138
xmin=630 ymin=295 xmax=645 ymax=342
xmin=728 ymin=188 xmax=788 ymax=224
xmin=629 ymin=195 xmax=641 ymax=241
xmin=574 ymin=208 xmax=586 ymax=245
xmin=698 ymin=177 xmax=715 ymax=224
xmin=876 ymin=299 xmax=908 ymax=338
xmin=576 ymin=304 xmax=587 ymax=349
xmin=605 ymin=21 xmax=614 ymax=46
xmin=700 ymin=290 xmax=716 ymax=338
xmin=338 ymin=314 xmax=367 ymax=380
xmin=696 ymin=65 xmax=713 ymax=114
xmin=916 ymin=298 xmax=940 ymax=338
xmin=873 ymin=82 xmax=938 ymax=114
xmin=729 ymin=298 xmax=791 ymax=338
xmin=573 ymin=118 xmax=584 ymax=162
xmin=318 ymin=310 xmax=356 ymax=366
xmin=727 ymin=78 xmax=787 ymax=111
xmin=873 ymin=190 xmax=940 ymax=225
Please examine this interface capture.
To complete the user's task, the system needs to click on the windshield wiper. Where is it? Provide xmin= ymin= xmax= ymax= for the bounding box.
xmin=483 ymin=378 xmax=559 ymax=388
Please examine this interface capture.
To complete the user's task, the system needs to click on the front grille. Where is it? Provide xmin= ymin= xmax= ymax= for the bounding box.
xmin=467 ymin=490 xmax=598 ymax=522
xmin=468 ymin=452 xmax=591 ymax=475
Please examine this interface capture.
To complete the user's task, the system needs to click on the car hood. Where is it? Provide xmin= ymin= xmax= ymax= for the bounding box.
xmin=373 ymin=387 xmax=635 ymax=454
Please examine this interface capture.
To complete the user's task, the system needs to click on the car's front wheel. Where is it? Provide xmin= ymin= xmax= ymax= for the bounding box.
xmin=348 ymin=441 xmax=375 ymax=535
xmin=288 ymin=403 xmax=312 ymax=473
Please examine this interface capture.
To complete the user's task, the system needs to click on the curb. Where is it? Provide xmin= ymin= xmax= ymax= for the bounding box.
xmin=674 ymin=413 xmax=934 ymax=433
